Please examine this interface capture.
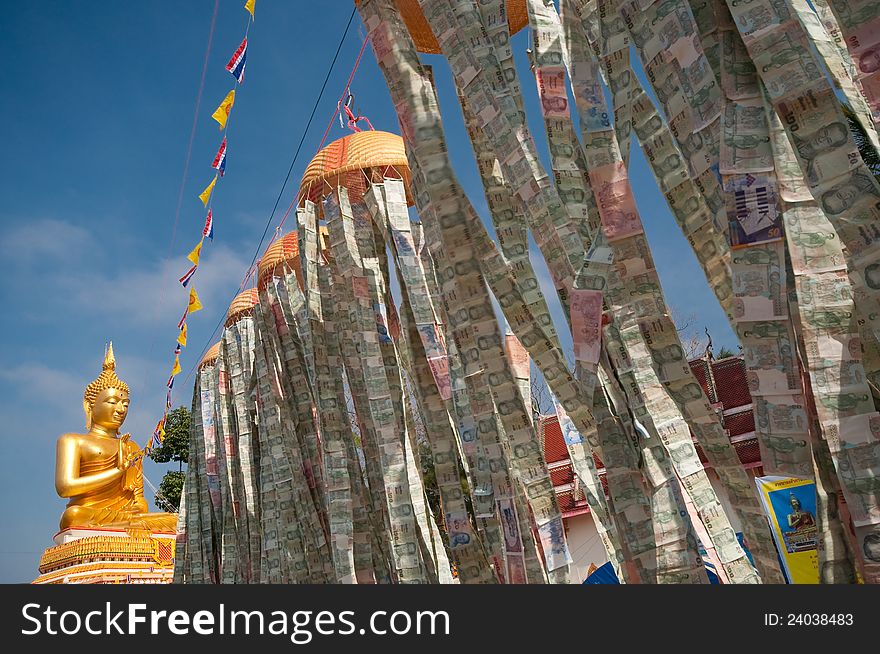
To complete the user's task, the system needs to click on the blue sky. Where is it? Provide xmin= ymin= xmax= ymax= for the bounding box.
xmin=0 ymin=1 xmax=736 ymax=583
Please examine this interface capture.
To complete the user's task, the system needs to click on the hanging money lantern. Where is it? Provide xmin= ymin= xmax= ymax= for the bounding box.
xmin=299 ymin=129 xmax=412 ymax=204
xmin=298 ymin=122 xmax=573 ymax=584
xmin=215 ymin=288 xmax=262 ymax=582
xmin=225 ymin=289 xmax=259 ymax=325
xmin=254 ymin=233 xmax=338 ymax=584
xmin=297 ymin=129 xmax=465 ymax=584
xmin=175 ymin=341 xmax=224 ymax=584
xmin=258 ymin=232 xmax=304 ymax=290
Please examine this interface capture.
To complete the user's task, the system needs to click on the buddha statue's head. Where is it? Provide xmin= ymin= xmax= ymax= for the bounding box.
xmin=83 ymin=343 xmax=130 ymax=431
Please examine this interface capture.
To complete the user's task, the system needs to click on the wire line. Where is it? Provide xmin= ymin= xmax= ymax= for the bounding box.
xmin=184 ymin=5 xmax=359 ymax=384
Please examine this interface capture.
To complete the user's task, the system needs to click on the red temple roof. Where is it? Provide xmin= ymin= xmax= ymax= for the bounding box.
xmin=540 ymin=355 xmax=763 ymax=518
xmin=711 ymin=356 xmax=753 ymax=410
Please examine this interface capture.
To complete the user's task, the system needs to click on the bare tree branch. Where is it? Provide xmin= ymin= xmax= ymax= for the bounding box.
xmin=670 ymin=305 xmax=709 ymax=360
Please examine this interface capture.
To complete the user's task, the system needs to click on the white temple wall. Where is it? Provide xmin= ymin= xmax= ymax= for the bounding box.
xmin=562 ymin=512 xmax=608 ymax=584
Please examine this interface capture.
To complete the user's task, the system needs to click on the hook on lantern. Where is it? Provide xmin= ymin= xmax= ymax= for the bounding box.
xmin=337 ymin=91 xmax=375 ymax=134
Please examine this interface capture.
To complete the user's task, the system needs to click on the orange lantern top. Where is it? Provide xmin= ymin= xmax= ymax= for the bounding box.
xmin=357 ymin=0 xmax=528 ymax=54
xmin=258 ymin=232 xmax=304 ymax=290
xmin=225 ymin=288 xmax=259 ymax=327
xmin=198 ymin=342 xmax=221 ymax=369
xmin=298 ymin=130 xmax=412 ymax=205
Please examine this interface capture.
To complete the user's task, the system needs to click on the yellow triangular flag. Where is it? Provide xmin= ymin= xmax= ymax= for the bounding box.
xmin=177 ymin=323 xmax=188 ymax=347
xmin=199 ymin=175 xmax=217 ymax=207
xmin=187 ymin=239 xmax=203 ymax=266
xmin=212 ymin=89 xmax=235 ymax=129
xmin=188 ymin=288 xmax=203 ymax=314
xmin=171 ymin=354 xmax=182 ymax=377
xmin=245 ymin=0 xmax=255 ymax=18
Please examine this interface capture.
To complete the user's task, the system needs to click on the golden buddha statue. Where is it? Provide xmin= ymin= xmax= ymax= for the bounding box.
xmin=54 ymin=344 xmax=177 ymax=532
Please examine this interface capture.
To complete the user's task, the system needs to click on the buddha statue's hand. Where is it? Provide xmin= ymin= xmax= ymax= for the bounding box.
xmin=116 ymin=433 xmax=139 ymax=469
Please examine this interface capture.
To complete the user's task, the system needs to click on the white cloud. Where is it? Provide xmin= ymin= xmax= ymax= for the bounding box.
xmin=0 ymin=363 xmax=85 ymax=417
xmin=51 ymin=243 xmax=253 ymax=328
xmin=1 ymin=217 xmax=254 ymax=328
xmin=0 ymin=218 xmax=90 ymax=262
xmin=0 ymin=353 xmax=168 ymax=440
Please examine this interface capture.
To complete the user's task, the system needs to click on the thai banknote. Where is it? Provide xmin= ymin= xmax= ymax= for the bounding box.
xmin=570 ymin=288 xmax=604 ymax=365
xmin=724 ymin=173 xmax=783 ymax=247
xmin=750 ymin=23 xmax=822 ymax=102
xmin=731 ymin=241 xmax=786 ymax=321
xmin=827 ymin=0 xmax=880 ymax=120
xmin=721 ymin=97 xmax=774 ymax=173
xmin=721 ymin=28 xmax=760 ymax=99
xmin=591 ymin=161 xmax=643 ymax=241
xmin=783 ymin=203 xmax=847 ymax=274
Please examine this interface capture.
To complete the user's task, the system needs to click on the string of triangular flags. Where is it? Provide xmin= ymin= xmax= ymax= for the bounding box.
xmin=141 ymin=0 xmax=256 ymax=459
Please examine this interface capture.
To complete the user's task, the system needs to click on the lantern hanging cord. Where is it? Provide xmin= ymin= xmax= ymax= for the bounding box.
xmin=275 ymin=32 xmax=370 ymax=245
xmin=316 ymin=33 xmax=371 ymax=153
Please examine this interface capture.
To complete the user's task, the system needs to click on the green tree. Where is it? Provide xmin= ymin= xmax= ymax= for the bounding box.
xmin=717 ymin=346 xmax=737 ymax=359
xmin=157 ymin=471 xmax=185 ymax=513
xmin=150 ymin=406 xmax=191 ymax=471
xmin=149 ymin=406 xmax=191 ymax=510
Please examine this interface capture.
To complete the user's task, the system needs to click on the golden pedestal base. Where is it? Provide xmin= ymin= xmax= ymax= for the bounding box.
xmin=33 ymin=527 xmax=176 ymax=584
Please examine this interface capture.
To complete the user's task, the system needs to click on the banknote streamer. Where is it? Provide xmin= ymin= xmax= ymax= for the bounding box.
xmin=559 ymin=0 xmax=780 ymax=582
xmin=369 ymin=179 xmax=513 ymax=572
xmin=403 ymin=403 xmax=450 ymax=584
xmin=528 ymin=0 xmax=598 ymax=267
xmin=181 ymin=372 xmax=208 ymax=582
xmin=273 ymin=277 xmax=336 ymax=568
xmin=506 ymin=332 xmax=532 ymax=418
xmin=423 ymin=0 xmax=576 ymax=314
xmin=316 ymin=245 xmax=385 ymax=584
xmin=565 ymin=0 xmax=737 ymax=357
xmin=326 ymin=187 xmax=428 ymax=584
xmin=715 ymin=41 xmax=813 ymax=484
xmin=607 ymin=0 xmax=733 ymax=297
xmin=259 ymin=248 xmax=347 ymax=582
xmin=172 ymin=481 xmax=188 ymax=583
xmin=210 ymin=346 xmax=239 ymax=583
xmin=762 ymin=61 xmax=880 ymax=583
xmin=725 ymin=0 xmax=880 ymax=583
xmin=816 ymin=0 xmax=880 ymax=133
xmin=227 ymin=315 xmax=257 ymax=578
xmin=726 ymin=0 xmax=880 ymax=352
xmin=446 ymin=0 xmax=632 ymax=580
xmin=364 ymin=0 xmax=573 ymax=581
xmin=252 ymin=311 xmax=310 ymax=583
xmin=793 ymin=0 xmax=880 ymax=150
xmin=455 ymin=37 xmax=625 ymax=577
xmin=321 ymin=199 xmax=399 ymax=581
xmin=627 ymin=85 xmax=734 ymax=318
